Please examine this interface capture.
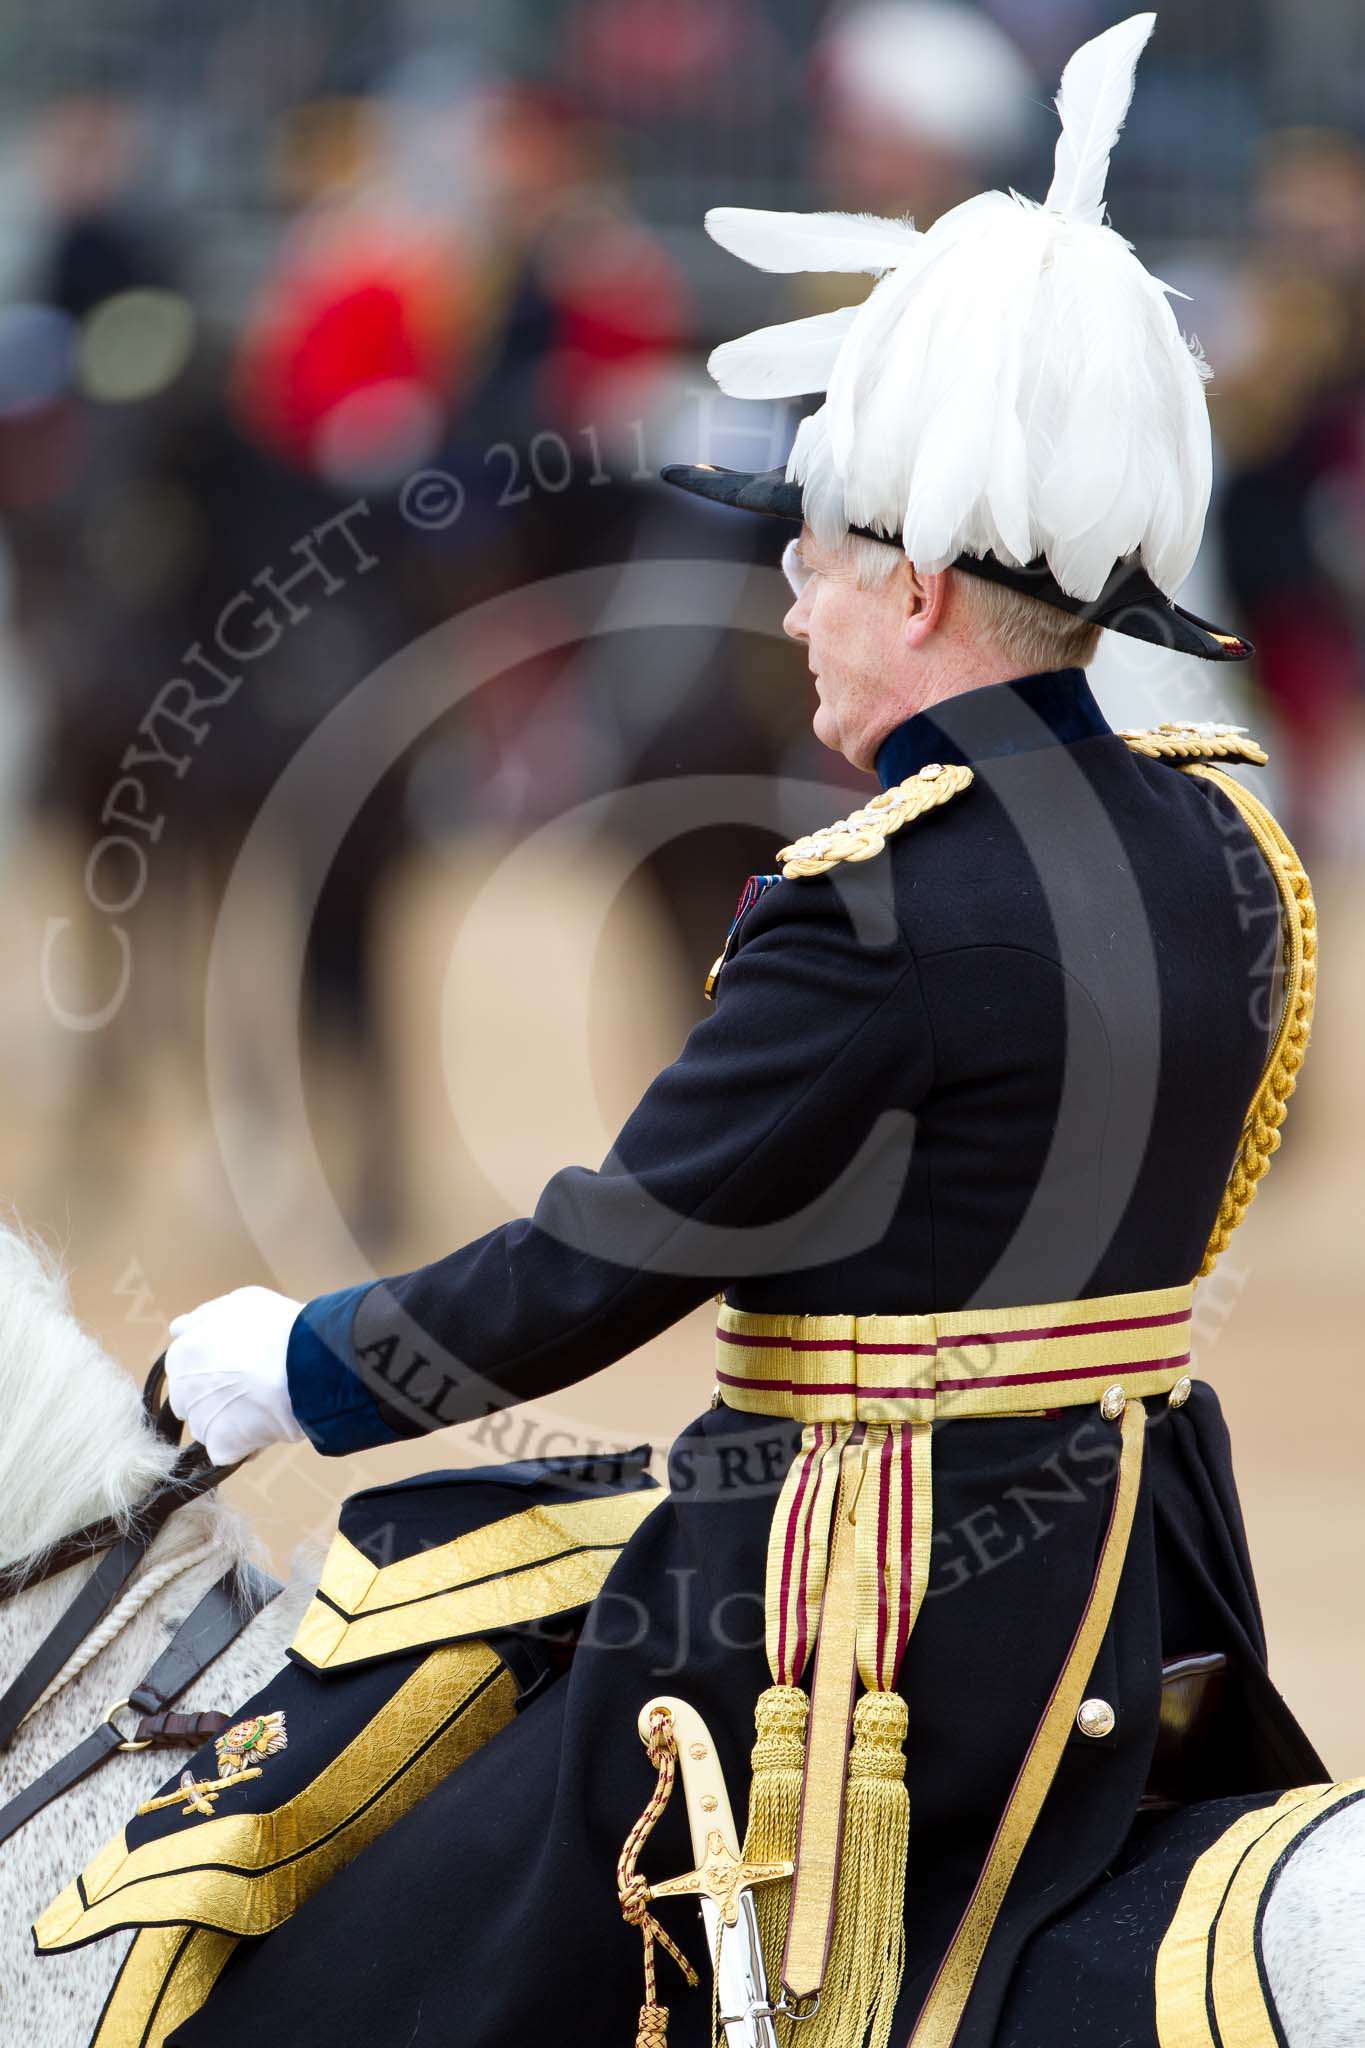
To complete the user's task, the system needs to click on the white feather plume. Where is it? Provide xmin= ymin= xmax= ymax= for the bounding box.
xmin=709 ymin=306 xmax=858 ymax=399
xmin=715 ymin=12 xmax=1213 ymax=602
xmin=1045 ymin=13 xmax=1156 ymax=225
xmin=705 ymin=207 xmax=922 ymax=275
xmin=786 ymin=408 xmax=848 ymax=546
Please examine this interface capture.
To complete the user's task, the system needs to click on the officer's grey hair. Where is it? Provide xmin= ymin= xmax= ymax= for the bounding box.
xmin=841 ymin=535 xmax=1103 ymax=669
xmin=951 ymin=574 xmax=1104 ymax=671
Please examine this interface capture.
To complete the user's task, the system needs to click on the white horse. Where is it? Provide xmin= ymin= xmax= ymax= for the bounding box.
xmin=0 ymin=1224 xmax=314 ymax=2045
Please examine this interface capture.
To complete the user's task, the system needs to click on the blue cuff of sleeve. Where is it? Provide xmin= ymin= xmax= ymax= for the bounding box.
xmin=286 ymin=1284 xmax=406 ymax=1457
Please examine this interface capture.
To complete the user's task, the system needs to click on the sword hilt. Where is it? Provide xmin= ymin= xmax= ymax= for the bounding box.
xmin=635 ymin=1700 xmax=793 ymax=1924
xmin=636 ymin=1697 xmax=790 ymax=2047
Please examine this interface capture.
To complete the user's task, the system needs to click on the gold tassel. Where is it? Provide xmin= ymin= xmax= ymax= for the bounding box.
xmin=799 ymin=1690 xmax=910 ymax=2048
xmin=741 ymin=1683 xmax=808 ymax=2018
xmin=843 ymin=1691 xmax=910 ymax=2048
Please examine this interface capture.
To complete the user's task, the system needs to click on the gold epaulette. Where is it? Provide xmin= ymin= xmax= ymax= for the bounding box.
xmin=778 ymin=762 xmax=974 ymax=879
xmin=1118 ymin=721 xmax=1269 ymax=766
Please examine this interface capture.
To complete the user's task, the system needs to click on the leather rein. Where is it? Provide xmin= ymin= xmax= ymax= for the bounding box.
xmin=0 ymin=1357 xmax=282 ymax=1846
xmin=0 ymin=1358 xmax=214 ymax=1605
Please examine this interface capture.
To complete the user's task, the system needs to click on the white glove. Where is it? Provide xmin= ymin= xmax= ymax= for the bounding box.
xmin=166 ymin=1286 xmax=307 ymax=1465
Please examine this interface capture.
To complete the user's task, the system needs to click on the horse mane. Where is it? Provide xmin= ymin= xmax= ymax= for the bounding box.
xmin=0 ymin=1220 xmax=182 ymax=1574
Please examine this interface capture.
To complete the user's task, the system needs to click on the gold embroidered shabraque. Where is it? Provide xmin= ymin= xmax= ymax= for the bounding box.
xmin=1154 ymin=1780 xmax=1365 ymax=2048
xmin=91 ymin=1925 xmax=239 ymax=2048
xmin=35 ymin=1643 xmax=517 ymax=1951
xmin=291 ymin=1488 xmax=662 ymax=1668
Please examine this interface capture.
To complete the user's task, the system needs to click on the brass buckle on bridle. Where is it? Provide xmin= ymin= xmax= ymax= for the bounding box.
xmin=104 ymin=1698 xmax=154 ymax=1752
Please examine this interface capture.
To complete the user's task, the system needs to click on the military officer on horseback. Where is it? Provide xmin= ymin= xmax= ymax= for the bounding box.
xmin=34 ymin=16 xmax=1341 ymax=2048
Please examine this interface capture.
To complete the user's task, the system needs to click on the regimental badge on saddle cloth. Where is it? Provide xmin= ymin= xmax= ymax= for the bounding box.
xmin=136 ymin=1710 xmax=289 ymax=1821
xmin=214 ymin=1710 xmax=288 ymax=1777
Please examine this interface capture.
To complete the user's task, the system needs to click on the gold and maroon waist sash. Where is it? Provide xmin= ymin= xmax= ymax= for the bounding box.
xmin=714 ymin=1282 xmax=1194 ymax=1426
xmin=716 ymin=1283 xmax=1195 ymax=2048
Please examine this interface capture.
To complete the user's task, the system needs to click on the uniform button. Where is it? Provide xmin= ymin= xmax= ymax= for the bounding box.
xmin=918 ymin=762 xmax=943 ymax=778
xmin=1099 ymin=1384 xmax=1127 ymax=1422
xmin=709 ymin=1384 xmax=723 ymax=1410
xmin=1168 ymin=1375 xmax=1192 ymax=1409
xmin=1076 ymin=1697 xmax=1116 ymax=1739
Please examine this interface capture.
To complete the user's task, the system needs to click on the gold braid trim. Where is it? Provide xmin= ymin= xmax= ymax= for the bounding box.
xmin=290 ymin=1489 xmax=662 ymax=1669
xmin=1178 ymin=763 xmax=1317 ymax=1275
xmin=778 ymin=764 xmax=974 ymax=879
xmin=1154 ymin=1781 xmax=1365 ymax=2048
xmin=90 ymin=1925 xmax=238 ymax=2048
xmin=1118 ymin=722 xmax=1269 ymax=765
xmin=909 ymin=1399 xmax=1148 ymax=2044
xmin=35 ymin=1644 xmax=519 ymax=1949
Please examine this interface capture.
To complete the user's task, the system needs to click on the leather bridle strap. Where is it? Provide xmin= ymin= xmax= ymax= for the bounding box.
xmin=142 ymin=1353 xmax=185 ymax=1448
xmin=0 ymin=1462 xmax=231 ymax=1604
xmin=0 ymin=1355 xmax=214 ymax=1607
xmin=0 ymin=1562 xmax=281 ymax=1851
xmin=0 ymin=1456 xmax=238 ymax=1750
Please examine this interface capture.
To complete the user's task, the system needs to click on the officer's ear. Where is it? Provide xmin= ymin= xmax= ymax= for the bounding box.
xmin=900 ymin=563 xmax=948 ymax=649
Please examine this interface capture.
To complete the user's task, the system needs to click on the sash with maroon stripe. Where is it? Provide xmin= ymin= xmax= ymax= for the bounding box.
xmin=732 ymin=1284 xmax=1195 ymax=2043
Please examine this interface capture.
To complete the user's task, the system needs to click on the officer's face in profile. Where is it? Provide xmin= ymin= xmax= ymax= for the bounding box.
xmin=782 ymin=528 xmax=929 ymax=771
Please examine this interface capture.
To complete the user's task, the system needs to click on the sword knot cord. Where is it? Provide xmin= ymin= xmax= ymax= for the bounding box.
xmin=617 ymin=1706 xmax=700 ymax=2048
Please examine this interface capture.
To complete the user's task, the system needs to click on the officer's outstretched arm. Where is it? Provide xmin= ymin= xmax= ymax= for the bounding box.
xmin=252 ymin=865 xmax=929 ymax=1456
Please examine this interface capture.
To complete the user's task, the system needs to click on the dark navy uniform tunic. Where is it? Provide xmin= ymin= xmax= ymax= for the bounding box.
xmin=286 ymin=666 xmax=1279 ymax=1440
xmin=171 ymin=666 xmax=1323 ymax=2048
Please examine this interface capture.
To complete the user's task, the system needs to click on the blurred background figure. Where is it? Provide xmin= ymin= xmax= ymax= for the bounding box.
xmin=814 ymin=0 xmax=1036 ymax=220
xmin=1215 ymin=126 xmax=1365 ymax=853
xmin=0 ymin=89 xmax=202 ymax=1194
xmin=0 ymin=0 xmax=1362 ymax=1773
